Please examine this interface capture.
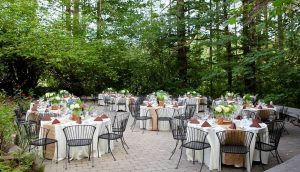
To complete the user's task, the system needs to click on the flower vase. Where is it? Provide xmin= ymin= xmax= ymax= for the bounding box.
xmin=76 ymin=117 xmax=82 ymax=124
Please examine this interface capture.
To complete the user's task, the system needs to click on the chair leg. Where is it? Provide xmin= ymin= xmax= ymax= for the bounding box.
xmin=56 ymin=142 xmax=58 ymax=164
xmin=97 ymin=138 xmax=100 ymax=158
xmin=120 ymin=137 xmax=128 ymax=154
xmin=193 ymin=150 xmax=195 ymax=164
xmin=88 ymin=145 xmax=91 ymax=161
xmin=218 ymin=151 xmax=222 ymax=171
xmin=259 ymin=150 xmax=265 ymax=170
xmin=176 ymin=145 xmax=183 ymax=169
xmin=275 ymin=150 xmax=283 ymax=163
xmin=122 ymin=137 xmax=129 ymax=149
xmin=200 ymin=149 xmax=205 ymax=172
xmin=91 ymin=143 xmax=94 ymax=167
xmin=108 ymin=139 xmax=116 ymax=161
xmin=131 ymin=119 xmax=136 ymax=132
xmin=65 ymin=145 xmax=68 ymax=170
xmin=169 ymin=140 xmax=179 ymax=160
xmin=157 ymin=119 xmax=159 ymax=135
xmin=248 ymin=152 xmax=251 ymax=172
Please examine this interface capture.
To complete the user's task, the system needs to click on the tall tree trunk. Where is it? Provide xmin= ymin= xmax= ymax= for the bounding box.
xmin=73 ymin=0 xmax=80 ymax=36
xmin=66 ymin=0 xmax=72 ymax=32
xmin=209 ymin=0 xmax=213 ymax=97
xmin=278 ymin=13 xmax=284 ymax=50
xmin=223 ymin=0 xmax=232 ymax=91
xmin=96 ymin=0 xmax=102 ymax=38
xmin=176 ymin=0 xmax=188 ymax=87
xmin=242 ymin=0 xmax=256 ymax=93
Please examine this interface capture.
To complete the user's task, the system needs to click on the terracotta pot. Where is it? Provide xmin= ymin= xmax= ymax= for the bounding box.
xmin=76 ymin=117 xmax=82 ymax=124
xmin=70 ymin=114 xmax=80 ymax=121
xmin=158 ymin=101 xmax=164 ymax=107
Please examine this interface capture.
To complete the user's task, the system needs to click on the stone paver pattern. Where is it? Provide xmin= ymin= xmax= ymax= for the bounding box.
xmin=44 ymin=106 xmax=300 ymax=172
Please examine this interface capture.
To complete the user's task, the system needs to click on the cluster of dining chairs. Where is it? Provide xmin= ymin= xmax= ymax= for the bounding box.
xmin=14 ymin=108 xmax=130 ymax=169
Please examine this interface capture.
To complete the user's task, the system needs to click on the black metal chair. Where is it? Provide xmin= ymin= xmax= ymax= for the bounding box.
xmin=176 ymin=126 xmax=210 ymax=172
xmin=258 ymin=109 xmax=276 ymax=124
xmin=276 ymin=106 xmax=289 ymax=134
xmin=63 ymin=125 xmax=96 ymax=169
xmin=255 ymin=121 xmax=285 ymax=170
xmin=216 ymin=130 xmax=254 ymax=171
xmin=23 ymin=123 xmax=58 ymax=163
xmin=174 ymin=104 xmax=196 ymax=121
xmin=242 ymin=110 xmax=257 ymax=119
xmin=198 ymin=97 xmax=207 ymax=112
xmin=98 ymin=113 xmax=129 ymax=161
xmin=155 ymin=108 xmax=175 ymax=133
xmin=116 ymin=97 xmax=127 ymax=112
xmin=169 ymin=118 xmax=187 ymax=161
xmin=129 ymin=103 xmax=152 ymax=133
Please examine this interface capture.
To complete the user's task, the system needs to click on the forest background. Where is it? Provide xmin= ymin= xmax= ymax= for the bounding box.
xmin=0 ymin=0 xmax=299 ymax=107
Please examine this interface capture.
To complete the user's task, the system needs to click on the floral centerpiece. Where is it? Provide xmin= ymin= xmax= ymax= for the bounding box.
xmin=69 ymin=100 xmax=82 ymax=123
xmin=243 ymin=94 xmax=252 ymax=104
xmin=214 ymin=104 xmax=236 ymax=117
xmin=45 ymin=92 xmax=56 ymax=99
xmin=225 ymin=91 xmax=235 ymax=100
xmin=59 ymin=90 xmax=70 ymax=97
xmin=119 ymin=89 xmax=129 ymax=95
xmin=186 ymin=91 xmax=198 ymax=97
xmin=155 ymin=90 xmax=168 ymax=106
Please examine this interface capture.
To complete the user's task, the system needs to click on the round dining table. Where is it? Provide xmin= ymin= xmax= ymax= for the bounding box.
xmin=186 ymin=119 xmax=269 ymax=171
xmin=40 ymin=116 xmax=113 ymax=161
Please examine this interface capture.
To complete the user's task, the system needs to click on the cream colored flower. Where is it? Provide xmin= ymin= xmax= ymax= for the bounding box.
xmin=215 ymin=106 xmax=222 ymax=113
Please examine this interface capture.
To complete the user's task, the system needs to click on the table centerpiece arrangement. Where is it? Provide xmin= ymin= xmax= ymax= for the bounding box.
xmin=214 ymin=104 xmax=236 ymax=124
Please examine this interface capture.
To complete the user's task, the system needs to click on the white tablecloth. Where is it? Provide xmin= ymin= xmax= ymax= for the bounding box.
xmin=40 ymin=117 xmax=112 ymax=161
xmin=140 ymin=105 xmax=185 ymax=131
xmin=186 ymin=119 xmax=269 ymax=171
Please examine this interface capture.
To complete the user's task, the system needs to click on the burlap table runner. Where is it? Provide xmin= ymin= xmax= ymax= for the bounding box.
xmin=222 ymin=126 xmax=246 ymax=166
xmin=147 ymin=107 xmax=158 ymax=131
xmin=42 ymin=124 xmax=56 ymax=159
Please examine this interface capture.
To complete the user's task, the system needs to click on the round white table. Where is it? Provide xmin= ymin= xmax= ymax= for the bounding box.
xmin=186 ymin=119 xmax=269 ymax=171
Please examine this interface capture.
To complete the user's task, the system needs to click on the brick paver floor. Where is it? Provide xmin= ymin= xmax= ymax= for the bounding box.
xmin=44 ymin=106 xmax=300 ymax=172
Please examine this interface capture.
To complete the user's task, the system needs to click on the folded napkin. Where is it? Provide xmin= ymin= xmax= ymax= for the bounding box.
xmin=250 ymin=119 xmax=261 ymax=128
xmin=52 ymin=119 xmax=60 ymax=124
xmin=201 ymin=121 xmax=211 ymax=127
xmin=147 ymin=104 xmax=152 ymax=107
xmin=257 ymin=105 xmax=263 ymax=109
xmin=267 ymin=104 xmax=274 ymax=108
xmin=190 ymin=118 xmax=200 ymax=124
xmin=94 ymin=116 xmax=103 ymax=121
xmin=45 ymin=109 xmax=49 ymax=112
xmin=229 ymin=122 xmax=237 ymax=129
xmin=42 ymin=115 xmax=51 ymax=121
xmin=235 ymin=115 xmax=242 ymax=120
xmin=101 ymin=114 xmax=109 ymax=118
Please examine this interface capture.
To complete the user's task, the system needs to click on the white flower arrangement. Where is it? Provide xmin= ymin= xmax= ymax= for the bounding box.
xmin=225 ymin=91 xmax=235 ymax=97
xmin=45 ymin=92 xmax=56 ymax=98
xmin=214 ymin=104 xmax=236 ymax=116
xmin=186 ymin=91 xmax=198 ymax=96
xmin=59 ymin=90 xmax=69 ymax=96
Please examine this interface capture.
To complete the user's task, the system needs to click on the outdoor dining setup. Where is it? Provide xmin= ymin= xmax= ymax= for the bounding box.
xmin=15 ymin=89 xmax=287 ymax=172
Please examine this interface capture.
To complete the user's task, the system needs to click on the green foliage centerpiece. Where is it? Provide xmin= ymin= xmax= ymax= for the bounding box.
xmin=156 ymin=90 xmax=168 ymax=106
xmin=243 ymin=94 xmax=252 ymax=106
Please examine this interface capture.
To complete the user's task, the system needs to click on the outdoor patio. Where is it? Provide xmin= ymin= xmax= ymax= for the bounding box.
xmin=43 ymin=106 xmax=300 ymax=172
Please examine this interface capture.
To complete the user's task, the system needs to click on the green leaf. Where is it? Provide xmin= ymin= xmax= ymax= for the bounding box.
xmin=228 ymin=17 xmax=237 ymax=25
